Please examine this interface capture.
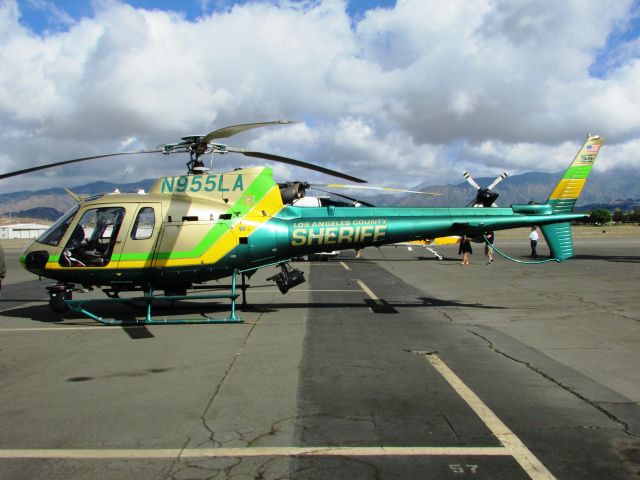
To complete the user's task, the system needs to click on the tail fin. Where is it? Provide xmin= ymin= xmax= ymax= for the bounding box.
xmin=546 ymin=134 xmax=603 ymax=213
xmin=541 ymin=134 xmax=603 ymax=260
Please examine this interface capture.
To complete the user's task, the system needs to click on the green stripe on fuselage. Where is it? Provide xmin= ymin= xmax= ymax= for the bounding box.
xmin=141 ymin=168 xmax=275 ymax=261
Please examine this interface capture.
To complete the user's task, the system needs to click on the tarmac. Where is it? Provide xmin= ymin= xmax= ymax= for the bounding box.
xmin=0 ymin=234 xmax=639 ymax=479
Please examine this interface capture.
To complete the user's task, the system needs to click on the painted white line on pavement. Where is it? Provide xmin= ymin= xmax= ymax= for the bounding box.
xmin=250 ymin=289 xmax=361 ymax=293
xmin=0 ymin=326 xmax=120 ymax=332
xmin=425 ymin=354 xmax=557 ymax=480
xmin=339 ymin=261 xmax=351 ymax=271
xmin=356 ymin=279 xmax=380 ymax=303
xmin=289 ymin=289 xmax=360 ymax=292
xmin=0 ymin=446 xmax=511 ymax=459
xmin=356 ymin=279 xmax=384 ymax=313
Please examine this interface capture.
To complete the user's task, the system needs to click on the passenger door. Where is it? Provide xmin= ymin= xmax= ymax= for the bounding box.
xmin=118 ymin=203 xmax=162 ymax=270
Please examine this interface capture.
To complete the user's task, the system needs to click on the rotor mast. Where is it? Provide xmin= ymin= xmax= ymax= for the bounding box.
xmin=161 ymin=121 xmax=299 ymax=175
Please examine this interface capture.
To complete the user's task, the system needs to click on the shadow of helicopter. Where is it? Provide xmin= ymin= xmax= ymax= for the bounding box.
xmin=571 ymin=254 xmax=640 ymax=263
xmin=226 ymin=297 xmax=507 ymax=314
xmin=0 ymin=279 xmax=49 ymax=306
xmin=362 ymin=256 xmax=465 ymax=262
xmin=411 ymin=256 xmax=457 ymax=262
xmin=0 ymin=305 xmax=144 ymax=340
xmin=3 ymin=294 xmax=505 ymax=326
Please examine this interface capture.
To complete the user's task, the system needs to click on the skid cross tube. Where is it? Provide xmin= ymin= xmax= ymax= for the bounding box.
xmin=64 ymin=269 xmax=243 ymax=325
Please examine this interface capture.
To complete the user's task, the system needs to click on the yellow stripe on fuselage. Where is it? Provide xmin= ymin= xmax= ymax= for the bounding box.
xmin=44 ymin=185 xmax=284 ymax=271
xmin=154 ymin=185 xmax=283 ymax=268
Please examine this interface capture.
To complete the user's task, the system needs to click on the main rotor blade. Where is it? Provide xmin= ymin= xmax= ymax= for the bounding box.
xmin=487 ymin=171 xmax=509 ymax=190
xmin=0 ymin=149 xmax=163 ymax=180
xmin=462 ymin=171 xmax=481 ymax=190
xmin=313 ymin=184 xmax=443 ymax=196
xmin=201 ymin=120 xmax=299 ymax=144
xmin=227 ymin=147 xmax=367 ymax=183
xmin=310 ymin=187 xmax=375 ymax=207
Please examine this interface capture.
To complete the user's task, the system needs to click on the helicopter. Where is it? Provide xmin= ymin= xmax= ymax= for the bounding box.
xmin=2 ymin=121 xmax=603 ymax=324
xmin=463 ymin=170 xmax=509 ymax=207
xmin=394 ymin=169 xmax=511 ymax=259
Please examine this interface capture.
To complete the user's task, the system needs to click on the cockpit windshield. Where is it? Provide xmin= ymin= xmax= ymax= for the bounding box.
xmin=36 ymin=204 xmax=80 ymax=246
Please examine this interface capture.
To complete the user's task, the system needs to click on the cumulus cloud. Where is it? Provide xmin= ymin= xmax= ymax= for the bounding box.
xmin=0 ymin=0 xmax=639 ymax=193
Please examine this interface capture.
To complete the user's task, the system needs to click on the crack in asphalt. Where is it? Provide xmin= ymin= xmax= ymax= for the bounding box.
xmin=247 ymin=415 xmax=297 ymax=448
xmin=566 ymin=292 xmax=640 ymax=325
xmin=428 ymin=305 xmax=456 ymax=323
xmin=468 ymin=329 xmax=639 ymax=439
xmin=442 ymin=413 xmax=462 ymax=439
xmin=515 ymin=284 xmax=639 ymax=326
xmin=199 ymin=314 xmax=262 ymax=449
xmin=166 ymin=436 xmax=192 ymax=480
xmin=185 ymin=304 xmax=294 ymax=479
xmin=370 ymin=411 xmax=384 ymax=446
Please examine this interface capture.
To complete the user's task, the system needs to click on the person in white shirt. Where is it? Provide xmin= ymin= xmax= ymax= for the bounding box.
xmin=529 ymin=226 xmax=539 ymax=259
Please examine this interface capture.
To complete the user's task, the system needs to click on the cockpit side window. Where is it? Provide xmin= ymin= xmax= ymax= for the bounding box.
xmin=37 ymin=205 xmax=80 ymax=246
xmin=60 ymin=206 xmax=126 ymax=267
xmin=131 ymin=207 xmax=155 ymax=240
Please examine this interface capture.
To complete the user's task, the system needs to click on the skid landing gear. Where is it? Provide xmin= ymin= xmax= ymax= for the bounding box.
xmin=426 ymin=246 xmax=444 ymax=260
xmin=45 ymin=270 xmax=244 ymax=325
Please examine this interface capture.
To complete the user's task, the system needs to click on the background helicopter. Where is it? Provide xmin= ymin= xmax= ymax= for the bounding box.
xmin=394 ymin=170 xmax=510 ymax=259
xmin=2 ymin=122 xmax=603 ymax=324
xmin=463 ymin=171 xmax=509 ymax=207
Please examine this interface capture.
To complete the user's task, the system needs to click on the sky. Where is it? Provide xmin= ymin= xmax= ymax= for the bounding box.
xmin=1 ymin=0 xmax=640 ymax=194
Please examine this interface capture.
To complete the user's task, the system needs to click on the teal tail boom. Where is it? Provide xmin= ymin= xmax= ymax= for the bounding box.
xmin=540 ymin=134 xmax=603 ymax=260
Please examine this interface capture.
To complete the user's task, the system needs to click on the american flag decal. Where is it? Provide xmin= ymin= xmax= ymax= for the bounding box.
xmin=586 ymin=144 xmax=600 ymax=153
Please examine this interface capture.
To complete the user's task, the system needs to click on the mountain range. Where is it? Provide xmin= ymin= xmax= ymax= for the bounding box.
xmin=398 ymin=168 xmax=640 ymax=210
xmin=1 ymin=169 xmax=639 ymax=223
xmin=0 ymin=179 xmax=155 ymax=222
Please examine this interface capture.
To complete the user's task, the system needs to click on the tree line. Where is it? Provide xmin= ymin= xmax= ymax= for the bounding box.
xmin=577 ymin=208 xmax=640 ymax=225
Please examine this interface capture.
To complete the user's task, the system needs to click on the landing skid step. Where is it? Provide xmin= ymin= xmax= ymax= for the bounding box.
xmin=63 ymin=269 xmax=244 ymax=325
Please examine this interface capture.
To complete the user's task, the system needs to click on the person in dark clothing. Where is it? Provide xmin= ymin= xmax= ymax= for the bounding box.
xmin=0 ymin=244 xmax=6 ymax=291
xmin=458 ymin=235 xmax=472 ymax=265
xmin=484 ymin=231 xmax=494 ymax=264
